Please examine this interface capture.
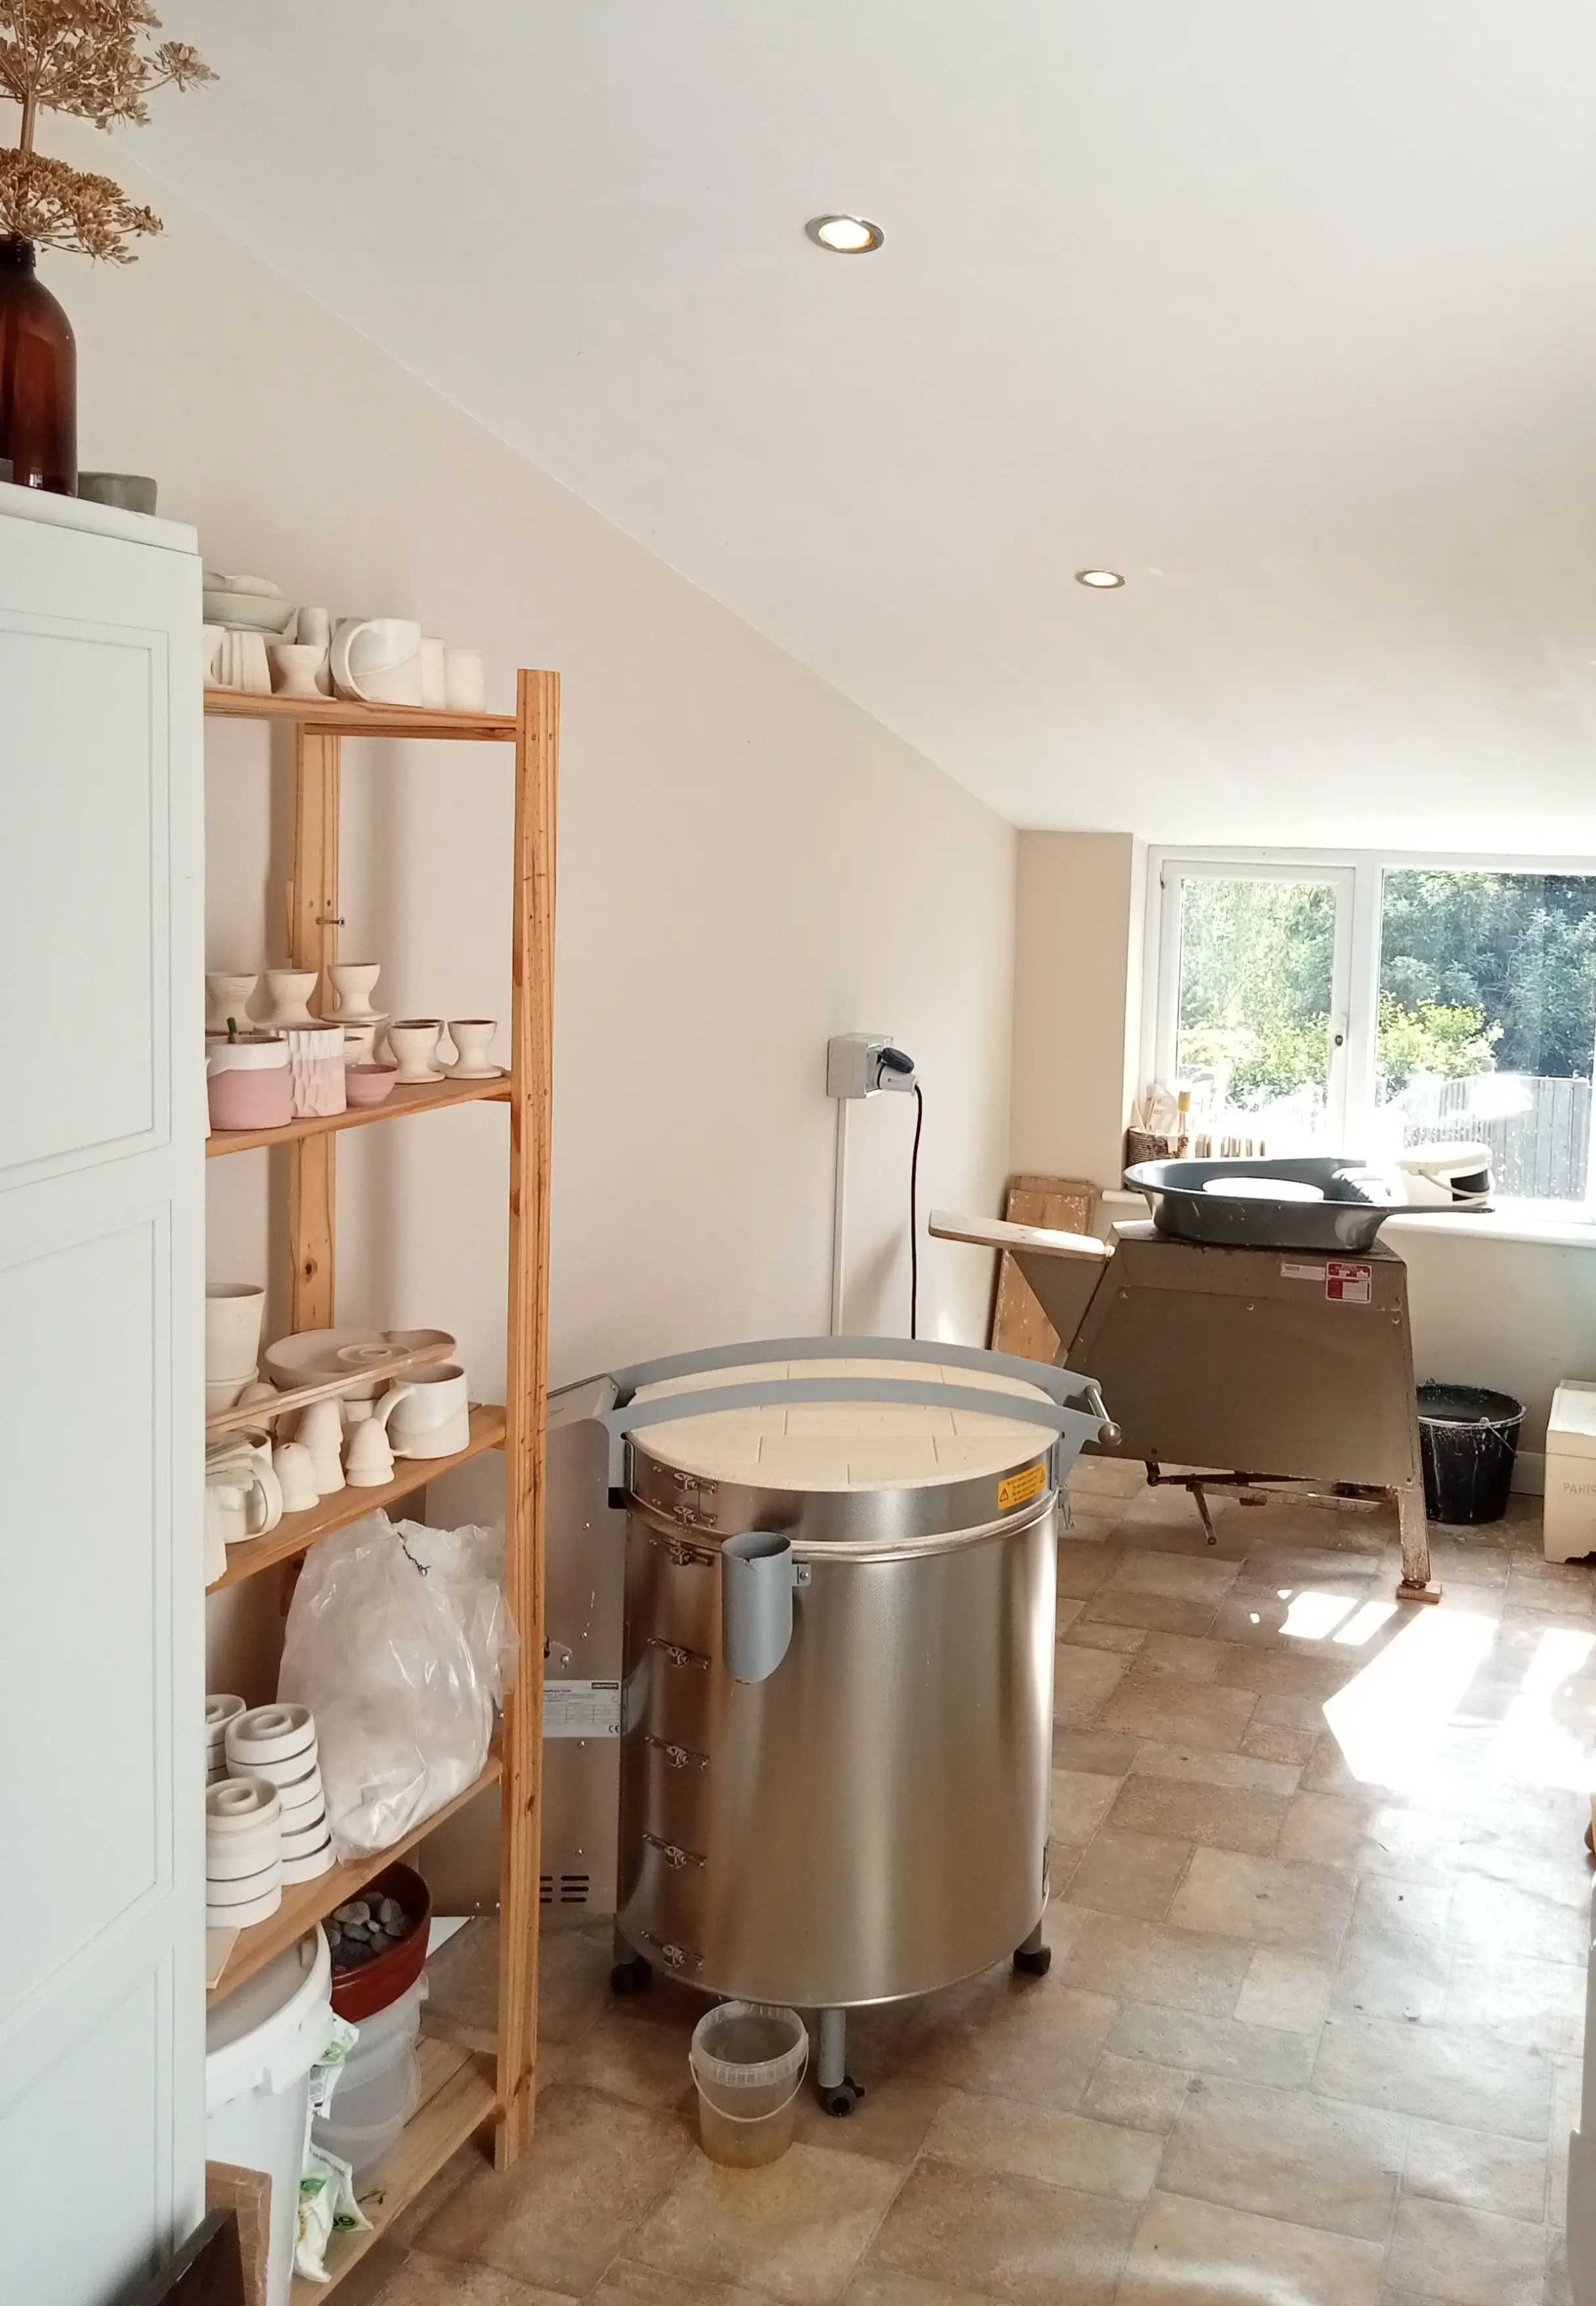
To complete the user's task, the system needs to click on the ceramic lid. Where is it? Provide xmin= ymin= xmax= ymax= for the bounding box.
xmin=630 ymin=1358 xmax=1054 ymax=1493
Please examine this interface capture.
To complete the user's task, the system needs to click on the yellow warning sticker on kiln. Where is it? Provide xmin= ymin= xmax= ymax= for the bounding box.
xmin=998 ymin=1461 xmax=1047 ymax=1510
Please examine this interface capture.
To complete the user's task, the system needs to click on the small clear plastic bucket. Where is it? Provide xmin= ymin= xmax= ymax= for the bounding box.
xmin=689 ymin=2001 xmax=809 ymax=2167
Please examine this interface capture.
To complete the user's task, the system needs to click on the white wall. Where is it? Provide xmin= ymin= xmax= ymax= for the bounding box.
xmin=54 ymin=151 xmax=1016 ymax=1690
xmin=1011 ymin=832 xmax=1145 ymax=1188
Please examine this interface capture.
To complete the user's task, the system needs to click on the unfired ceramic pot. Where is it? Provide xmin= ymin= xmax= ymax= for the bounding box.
xmin=205 ymin=1034 xmax=291 ymax=1132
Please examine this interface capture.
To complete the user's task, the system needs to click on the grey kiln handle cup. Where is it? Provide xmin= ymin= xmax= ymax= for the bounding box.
xmin=722 ymin=1531 xmax=801 ymax=1684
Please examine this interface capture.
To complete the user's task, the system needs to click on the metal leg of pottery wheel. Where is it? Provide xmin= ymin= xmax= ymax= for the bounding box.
xmin=1012 ymin=1919 xmax=1052 ymax=1976
xmin=1394 ymin=1485 xmax=1441 ymax=1603
xmin=609 ymin=1923 xmax=653 ymax=1996
xmin=815 ymin=2007 xmax=864 ymax=2117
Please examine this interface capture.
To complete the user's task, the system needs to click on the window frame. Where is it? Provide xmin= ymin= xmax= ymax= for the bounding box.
xmin=1142 ymin=845 xmax=1596 ymax=1209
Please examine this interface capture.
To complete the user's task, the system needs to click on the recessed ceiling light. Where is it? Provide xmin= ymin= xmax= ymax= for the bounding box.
xmin=806 ymin=214 xmax=884 ymax=255
xmin=1075 ymin=569 xmax=1125 ymax=589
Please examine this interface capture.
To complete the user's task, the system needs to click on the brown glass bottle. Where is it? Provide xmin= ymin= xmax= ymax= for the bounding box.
xmin=0 ymin=238 xmax=75 ymax=494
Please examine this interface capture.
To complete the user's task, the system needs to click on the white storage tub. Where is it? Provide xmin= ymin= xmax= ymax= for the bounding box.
xmin=205 ymin=1928 xmax=334 ymax=2306
xmin=1545 ymin=1380 xmax=1596 ymax=1563
xmin=313 ymin=1971 xmax=427 ymax=2188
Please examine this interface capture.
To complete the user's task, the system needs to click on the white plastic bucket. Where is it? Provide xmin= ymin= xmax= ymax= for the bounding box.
xmin=313 ymin=1972 xmax=427 ymax=2188
xmin=689 ymin=2001 xmax=808 ymax=2167
xmin=205 ymin=1928 xmax=334 ymax=2306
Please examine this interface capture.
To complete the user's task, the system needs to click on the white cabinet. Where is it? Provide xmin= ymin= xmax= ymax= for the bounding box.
xmin=0 ymin=483 xmax=205 ymax=2302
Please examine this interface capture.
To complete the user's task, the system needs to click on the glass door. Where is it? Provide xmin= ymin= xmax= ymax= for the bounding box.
xmin=1155 ymin=863 xmax=1356 ymax=1155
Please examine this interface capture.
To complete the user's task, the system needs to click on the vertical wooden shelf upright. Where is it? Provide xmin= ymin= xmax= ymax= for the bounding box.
xmin=204 ymin=676 xmax=556 ymax=2229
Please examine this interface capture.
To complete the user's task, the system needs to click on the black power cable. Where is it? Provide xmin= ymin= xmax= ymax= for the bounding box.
xmin=909 ymin=1081 xmax=924 ymax=1339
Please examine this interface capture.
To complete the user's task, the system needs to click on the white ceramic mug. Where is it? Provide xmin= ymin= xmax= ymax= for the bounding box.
xmin=443 ymin=646 xmax=485 ymax=712
xmin=205 ymin=1453 xmax=282 ymax=1544
xmin=272 ymin=1438 xmax=320 ymax=1513
xmin=205 ymin=1283 xmax=266 ymax=1383
xmin=420 ymin=636 xmax=447 ymax=710
xmin=389 ymin=1018 xmax=446 ymax=1083
xmin=331 ymin=617 xmax=423 ymax=706
xmin=389 ymin=1363 xmax=471 ymax=1460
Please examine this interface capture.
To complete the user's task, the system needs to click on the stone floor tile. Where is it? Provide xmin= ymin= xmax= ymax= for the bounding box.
xmin=1078 ymin=1590 xmax=1229 ymax=1637
xmin=1058 ymin=1830 xmax=1192 ymax=1921
xmin=418 ymin=2084 xmax=691 ymax=2297
xmin=630 ymin=2141 xmax=903 ymax=2306
xmin=840 ymin=2270 xmax=1003 ymax=2306
xmin=1115 ymin=2190 xmax=1383 ymax=2306
xmin=923 ymin=2089 xmax=1163 ymax=2200
xmin=1312 ymin=2012 xmax=1553 ymax=2142
xmin=1167 ymin=1845 xmax=1354 ymax=1957
xmin=1385 ymin=2195 xmax=1545 ymax=2306
xmin=1056 ymin=1595 xmax=1085 ymax=1632
xmin=534 ymin=1927 xmax=614 ymax=2046
xmin=590 ymin=2264 xmax=777 ymax=2306
xmin=1232 ymin=1948 xmax=1335 ymax=2034
xmin=792 ymin=2071 xmax=949 ymax=2165
xmin=1447 ymin=1874 xmax=1590 ymax=1967
xmin=1053 ymin=1646 xmax=1131 ymax=1726
xmin=1055 ymin=1546 xmax=1120 ymax=1599
xmin=1104 ymin=1770 xmax=1289 ymax=1856
xmin=1157 ymin=2074 xmax=1405 ymax=2239
xmin=1050 ymin=1769 xmax=1120 ymax=1848
xmin=1546 ymin=2225 xmax=1573 ymax=2306
xmin=558 ymin=2007 xmax=697 ymax=2113
xmin=1060 ymin=1619 xmax=1148 ymax=1654
xmin=1241 ymin=1718 xmax=1320 ymax=1768
xmin=1209 ymin=1638 xmax=1356 ymax=1696
xmin=1442 ymin=1955 xmax=1586 ymax=2057
xmin=372 ymin=2253 xmax=577 ymax=2305
xmin=1097 ymin=1555 xmax=1243 ymax=1610
xmin=1402 ymin=2116 xmax=1548 ymax=2222
xmin=1078 ymin=2051 xmax=1190 ymax=2135
xmin=865 ymin=2158 xmax=1138 ymax=2306
xmin=901 ymin=1965 xmax=1118 ymax=2112
xmin=1132 ymin=1632 xmax=1238 ymax=1682
xmin=1098 ymin=1676 xmax=1259 ymax=1753
xmin=1106 ymin=2005 xmax=1318 ymax=2089
xmin=1060 ymin=1912 xmax=1252 ymax=2016
xmin=1129 ymin=1739 xmax=1301 ymax=1796
xmin=1050 ymin=1728 xmax=1144 ymax=1777
xmin=1549 ymin=2057 xmax=1579 ymax=2225
xmin=1331 ymin=1919 xmax=1455 ymax=2025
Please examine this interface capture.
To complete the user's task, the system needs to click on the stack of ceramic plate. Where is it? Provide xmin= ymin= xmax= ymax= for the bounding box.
xmin=205 ymin=1693 xmax=244 ymax=1787
xmin=225 ymin=1703 xmax=334 ymax=1882
xmin=205 ymin=1776 xmax=283 ymax=1927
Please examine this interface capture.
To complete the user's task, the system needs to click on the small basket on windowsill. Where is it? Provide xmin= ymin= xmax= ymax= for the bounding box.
xmin=1125 ymin=1129 xmax=1174 ymax=1171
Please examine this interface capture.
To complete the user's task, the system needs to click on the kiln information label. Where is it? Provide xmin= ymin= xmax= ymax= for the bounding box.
xmin=999 ymin=1462 xmax=1047 ymax=1510
xmin=1280 ymin=1261 xmax=1324 ymax=1281
xmin=1326 ymin=1261 xmax=1372 ymax=1303
xmin=544 ymin=1680 xmax=621 ymax=1737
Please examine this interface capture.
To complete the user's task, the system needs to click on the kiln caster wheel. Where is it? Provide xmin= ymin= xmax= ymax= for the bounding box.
xmin=819 ymin=2077 xmax=864 ymax=2118
xmin=1012 ymin=1942 xmax=1052 ymax=1977
xmin=609 ymin=1954 xmax=653 ymax=1995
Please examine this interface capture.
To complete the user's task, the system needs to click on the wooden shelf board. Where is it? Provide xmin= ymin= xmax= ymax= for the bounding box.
xmin=206 ymin=1073 xmax=511 ymax=1158
xmin=206 ymin=1406 xmax=507 ymax=1592
xmin=290 ymin=2041 xmax=499 ymax=2303
xmin=208 ymin=1751 xmax=503 ymax=2008
xmin=205 ymin=689 xmax=515 ymax=742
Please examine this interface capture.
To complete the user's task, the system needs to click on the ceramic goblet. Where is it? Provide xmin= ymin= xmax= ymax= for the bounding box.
xmin=444 ymin=1019 xmax=500 ymax=1079
xmin=389 ymin=1019 xmax=446 ymax=1083
xmin=263 ymin=968 xmax=321 ymax=1027
xmin=205 ymin=972 xmax=259 ymax=1033
xmin=328 ymin=962 xmax=383 ymax=1021
xmin=269 ymin=643 xmax=328 ymax=701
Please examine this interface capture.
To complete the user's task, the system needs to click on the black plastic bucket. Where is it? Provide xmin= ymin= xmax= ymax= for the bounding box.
xmin=1416 ymin=1383 xmax=1525 ymax=1525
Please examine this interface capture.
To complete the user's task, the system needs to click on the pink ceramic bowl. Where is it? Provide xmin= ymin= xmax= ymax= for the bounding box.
xmin=345 ymin=1062 xmax=399 ymax=1108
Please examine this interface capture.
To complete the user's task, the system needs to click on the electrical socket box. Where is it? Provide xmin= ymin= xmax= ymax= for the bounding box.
xmin=827 ymin=1033 xmax=916 ymax=1099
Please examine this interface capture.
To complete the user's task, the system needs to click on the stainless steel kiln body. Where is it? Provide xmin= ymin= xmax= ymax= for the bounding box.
xmin=618 ymin=1469 xmax=1058 ymax=2009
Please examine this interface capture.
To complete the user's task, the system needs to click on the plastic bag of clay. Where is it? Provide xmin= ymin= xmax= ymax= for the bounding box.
xmin=278 ymin=1512 xmax=498 ymax=1858
xmin=295 ymin=2140 xmax=370 ymax=2283
xmin=391 ymin=1518 xmax=519 ymax=1711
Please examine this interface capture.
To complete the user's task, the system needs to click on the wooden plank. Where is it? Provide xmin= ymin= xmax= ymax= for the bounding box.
xmin=289 ymin=728 xmax=341 ymax=1334
xmin=991 ymin=1176 xmax=1096 ymax=1362
xmin=497 ymin=670 xmax=557 ymax=2167
xmin=207 ymin=1406 xmax=507 ymax=1590
xmin=205 ymin=689 xmax=515 ymax=743
xmin=288 ymin=2044 xmax=499 ymax=2303
xmin=208 ymin=1753 xmax=502 ymax=2007
xmin=206 ymin=1074 xmax=511 ymax=1157
xmin=204 ymin=2167 xmax=270 ymax=2306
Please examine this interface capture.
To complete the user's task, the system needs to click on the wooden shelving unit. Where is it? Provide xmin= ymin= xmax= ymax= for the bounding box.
xmin=204 ymin=677 xmax=555 ymax=2243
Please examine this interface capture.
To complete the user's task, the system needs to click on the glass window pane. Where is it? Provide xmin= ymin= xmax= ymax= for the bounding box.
xmin=1377 ymin=869 xmax=1596 ymax=1203
xmin=1175 ymin=877 xmax=1339 ymax=1152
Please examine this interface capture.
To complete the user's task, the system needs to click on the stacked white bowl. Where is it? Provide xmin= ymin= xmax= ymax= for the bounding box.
xmin=205 ymin=1693 xmax=245 ymax=1787
xmin=205 ymin=1776 xmax=283 ymax=1927
xmin=225 ymin=1703 xmax=334 ymax=1884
